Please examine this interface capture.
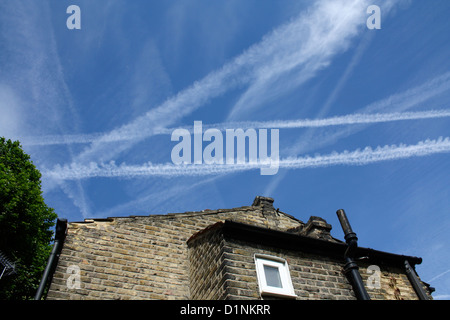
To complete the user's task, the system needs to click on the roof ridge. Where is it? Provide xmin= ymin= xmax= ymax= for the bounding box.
xmin=68 ymin=196 xmax=304 ymax=225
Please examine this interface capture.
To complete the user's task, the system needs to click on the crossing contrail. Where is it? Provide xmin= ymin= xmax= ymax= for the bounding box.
xmin=21 ymin=109 xmax=450 ymax=146
xmin=44 ymin=136 xmax=450 ymax=180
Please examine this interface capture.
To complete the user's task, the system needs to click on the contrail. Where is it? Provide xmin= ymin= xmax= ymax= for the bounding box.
xmin=21 ymin=109 xmax=450 ymax=146
xmin=44 ymin=136 xmax=450 ymax=180
xmin=427 ymin=269 xmax=450 ymax=283
xmin=19 ymin=0 xmax=369 ymax=152
xmin=212 ymin=109 xmax=450 ymax=131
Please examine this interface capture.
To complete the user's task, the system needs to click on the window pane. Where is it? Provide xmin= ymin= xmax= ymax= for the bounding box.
xmin=263 ymin=265 xmax=282 ymax=288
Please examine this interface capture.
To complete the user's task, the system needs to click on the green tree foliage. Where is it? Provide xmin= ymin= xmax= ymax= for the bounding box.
xmin=0 ymin=138 xmax=57 ymax=299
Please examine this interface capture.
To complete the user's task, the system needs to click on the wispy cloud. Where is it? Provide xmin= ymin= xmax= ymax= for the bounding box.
xmin=0 ymin=1 xmax=79 ymax=137
xmin=0 ymin=0 xmax=90 ymax=217
xmin=14 ymin=0 xmax=448 ymax=223
xmin=56 ymin=0 xmax=370 ymax=166
xmin=20 ymin=109 xmax=450 ymax=146
xmin=264 ymin=71 xmax=450 ymax=195
xmin=226 ymin=0 xmax=370 ymax=120
xmin=44 ymin=137 xmax=450 ymax=180
xmin=281 ymin=71 xmax=450 ymax=157
xmin=96 ymin=175 xmax=223 ymax=218
xmin=427 ymin=269 xmax=450 ymax=284
xmin=219 ymin=109 xmax=450 ymax=131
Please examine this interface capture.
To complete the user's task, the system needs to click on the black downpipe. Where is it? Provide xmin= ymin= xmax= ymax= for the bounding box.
xmin=34 ymin=218 xmax=67 ymax=300
xmin=405 ymin=260 xmax=429 ymax=300
xmin=336 ymin=209 xmax=371 ymax=300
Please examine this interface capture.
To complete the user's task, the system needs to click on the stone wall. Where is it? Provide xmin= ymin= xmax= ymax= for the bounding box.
xmin=222 ymin=238 xmax=423 ymax=300
xmin=46 ymin=197 xmax=301 ymax=300
xmin=45 ymin=196 xmax=431 ymax=300
xmin=186 ymin=221 xmax=426 ymax=300
xmin=188 ymin=224 xmax=227 ymax=300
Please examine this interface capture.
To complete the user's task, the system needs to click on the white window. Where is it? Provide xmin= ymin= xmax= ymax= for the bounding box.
xmin=254 ymin=254 xmax=296 ymax=298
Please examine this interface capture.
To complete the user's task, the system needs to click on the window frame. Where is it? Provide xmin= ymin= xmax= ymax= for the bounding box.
xmin=254 ymin=254 xmax=297 ymax=299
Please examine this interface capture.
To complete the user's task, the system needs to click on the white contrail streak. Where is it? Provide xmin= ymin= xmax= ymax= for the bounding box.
xmin=427 ymin=269 xmax=450 ymax=283
xmin=21 ymin=109 xmax=450 ymax=146
xmin=19 ymin=0 xmax=369 ymax=152
xmin=44 ymin=137 xmax=450 ymax=180
xmin=212 ymin=109 xmax=450 ymax=131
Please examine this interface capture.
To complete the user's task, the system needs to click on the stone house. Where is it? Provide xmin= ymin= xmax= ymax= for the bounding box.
xmin=44 ymin=196 xmax=433 ymax=300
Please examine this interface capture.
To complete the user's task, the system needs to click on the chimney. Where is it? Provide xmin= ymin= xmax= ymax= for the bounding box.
xmin=301 ymin=216 xmax=333 ymax=240
xmin=252 ymin=196 xmax=275 ymax=211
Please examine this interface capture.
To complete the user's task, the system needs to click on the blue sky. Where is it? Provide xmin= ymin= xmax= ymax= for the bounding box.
xmin=1 ymin=0 xmax=449 ymax=299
